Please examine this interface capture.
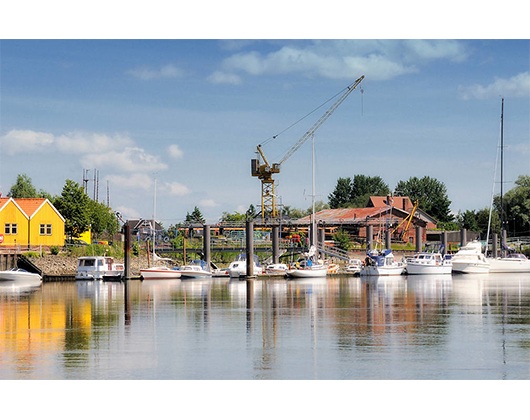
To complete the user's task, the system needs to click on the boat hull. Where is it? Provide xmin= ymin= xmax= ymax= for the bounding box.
xmin=0 ymin=269 xmax=42 ymax=286
xmin=360 ymin=265 xmax=404 ymax=276
xmin=451 ymin=262 xmax=489 ymax=274
xmin=406 ymin=264 xmax=452 ymax=275
xmin=286 ymin=266 xmax=327 ymax=278
xmin=140 ymin=267 xmax=181 ymax=280
xmin=487 ymin=258 xmax=530 ymax=273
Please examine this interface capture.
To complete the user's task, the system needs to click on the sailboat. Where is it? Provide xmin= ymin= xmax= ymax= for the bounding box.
xmin=140 ymin=180 xmax=181 ymax=280
xmin=286 ymin=135 xmax=328 ymax=279
xmin=487 ymin=98 xmax=530 ymax=273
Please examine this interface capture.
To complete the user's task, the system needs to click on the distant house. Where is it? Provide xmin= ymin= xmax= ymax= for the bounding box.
xmin=294 ymin=196 xmax=438 ymax=246
xmin=0 ymin=197 xmax=65 ymax=248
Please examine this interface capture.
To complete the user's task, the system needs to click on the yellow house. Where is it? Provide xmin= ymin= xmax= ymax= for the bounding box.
xmin=0 ymin=197 xmax=65 ymax=248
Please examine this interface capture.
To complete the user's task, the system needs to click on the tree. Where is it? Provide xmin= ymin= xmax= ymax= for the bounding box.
xmin=395 ymin=176 xmax=452 ymax=222
xmin=53 ymin=179 xmax=91 ymax=239
xmin=328 ymin=175 xmax=390 ymax=208
xmin=351 ymin=175 xmax=390 ymax=207
xmin=328 ymin=177 xmax=353 ymax=208
xmin=8 ymin=174 xmax=38 ymax=198
xmin=90 ymin=200 xmax=120 ymax=239
xmin=494 ymin=175 xmax=530 ymax=237
xmin=185 ymin=206 xmax=205 ymax=224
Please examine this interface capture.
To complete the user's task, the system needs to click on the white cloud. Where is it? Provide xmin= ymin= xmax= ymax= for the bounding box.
xmin=55 ymin=132 xmax=134 ymax=154
xmin=199 ymin=198 xmax=217 ymax=208
xmin=167 ymin=144 xmax=184 ymax=159
xmin=84 ymin=146 xmax=168 ymax=173
xmin=459 ymin=72 xmax=530 ymax=100
xmin=207 ymin=70 xmax=242 ymax=85
xmin=218 ymin=40 xmax=468 ymax=82
xmin=1 ymin=129 xmax=54 ymax=155
xmin=107 ymin=173 xmax=153 ymax=191
xmin=127 ymin=64 xmax=186 ymax=80
xmin=163 ymin=181 xmax=191 ymax=196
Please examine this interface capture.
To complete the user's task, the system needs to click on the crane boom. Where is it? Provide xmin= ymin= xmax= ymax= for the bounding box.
xmin=279 ymin=75 xmax=365 ymax=166
xmin=251 ymin=75 xmax=365 ymax=222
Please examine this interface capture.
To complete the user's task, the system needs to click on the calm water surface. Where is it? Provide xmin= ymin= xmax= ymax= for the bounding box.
xmin=2 ymin=273 xmax=530 ymax=380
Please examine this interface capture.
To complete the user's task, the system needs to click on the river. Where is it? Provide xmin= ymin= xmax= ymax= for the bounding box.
xmin=1 ymin=273 xmax=528 ymax=414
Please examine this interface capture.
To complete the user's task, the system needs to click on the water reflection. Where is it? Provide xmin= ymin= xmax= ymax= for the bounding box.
xmin=1 ymin=273 xmax=530 ymax=379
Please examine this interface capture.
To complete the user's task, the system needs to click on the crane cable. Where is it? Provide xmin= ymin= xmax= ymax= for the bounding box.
xmin=259 ymin=83 xmax=357 ymax=149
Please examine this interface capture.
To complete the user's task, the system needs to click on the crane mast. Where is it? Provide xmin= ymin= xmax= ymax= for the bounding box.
xmin=251 ymin=75 xmax=365 ymax=222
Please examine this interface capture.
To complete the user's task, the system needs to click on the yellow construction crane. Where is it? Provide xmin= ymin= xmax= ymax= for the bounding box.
xmin=391 ymin=200 xmax=419 ymax=242
xmin=251 ymin=75 xmax=365 ymax=222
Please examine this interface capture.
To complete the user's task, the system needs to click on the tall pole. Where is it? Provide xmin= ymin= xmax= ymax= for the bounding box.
xmin=500 ymin=98 xmax=505 ymax=254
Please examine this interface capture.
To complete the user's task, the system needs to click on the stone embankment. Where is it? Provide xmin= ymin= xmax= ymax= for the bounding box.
xmin=28 ymin=255 xmax=147 ymax=277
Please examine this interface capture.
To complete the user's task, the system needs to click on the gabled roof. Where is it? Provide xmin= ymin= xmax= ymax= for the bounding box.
xmin=368 ymin=196 xmax=414 ymax=211
xmin=0 ymin=197 xmax=65 ymax=222
xmin=297 ymin=206 xmax=411 ymax=224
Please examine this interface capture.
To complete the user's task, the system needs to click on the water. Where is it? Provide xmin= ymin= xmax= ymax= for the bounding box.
xmin=2 ymin=273 xmax=530 ymax=381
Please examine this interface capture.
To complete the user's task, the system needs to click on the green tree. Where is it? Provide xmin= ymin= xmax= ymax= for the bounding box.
xmin=186 ymin=206 xmax=205 ymax=224
xmin=328 ymin=177 xmax=353 ymax=208
xmin=90 ymin=200 xmax=120 ymax=239
xmin=333 ymin=229 xmax=353 ymax=251
xmin=8 ymin=174 xmax=38 ymax=198
xmin=351 ymin=175 xmax=390 ymax=207
xmin=395 ymin=176 xmax=452 ymax=222
xmin=53 ymin=179 xmax=91 ymax=239
xmin=494 ymin=175 xmax=530 ymax=236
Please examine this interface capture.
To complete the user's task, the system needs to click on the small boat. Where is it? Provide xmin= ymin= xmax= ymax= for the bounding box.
xmin=265 ymin=263 xmax=289 ymax=275
xmin=451 ymin=240 xmax=489 ymax=274
xmin=345 ymin=259 xmax=363 ymax=275
xmin=0 ymin=267 xmax=42 ymax=286
xmin=327 ymin=263 xmax=340 ymax=274
xmin=286 ymin=247 xmax=328 ymax=279
xmin=75 ymin=256 xmax=124 ymax=281
xmin=405 ymin=252 xmax=452 ymax=275
xmin=227 ymin=253 xmax=264 ymax=278
xmin=178 ymin=260 xmax=213 ymax=279
xmin=140 ymin=266 xmax=181 ymax=280
xmin=360 ymin=249 xmax=405 ymax=277
xmin=488 ymin=253 xmax=530 ymax=273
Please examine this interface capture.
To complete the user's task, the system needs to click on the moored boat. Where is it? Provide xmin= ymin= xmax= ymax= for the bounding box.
xmin=286 ymin=246 xmax=328 ymax=279
xmin=178 ymin=260 xmax=212 ymax=279
xmin=140 ymin=266 xmax=181 ymax=280
xmin=487 ymin=253 xmax=530 ymax=273
xmin=345 ymin=259 xmax=363 ymax=275
xmin=75 ymin=256 xmax=124 ymax=281
xmin=0 ymin=267 xmax=42 ymax=286
xmin=227 ymin=253 xmax=264 ymax=278
xmin=360 ymin=249 xmax=405 ymax=276
xmin=405 ymin=252 xmax=452 ymax=275
xmin=451 ymin=240 xmax=489 ymax=274
xmin=265 ymin=263 xmax=289 ymax=275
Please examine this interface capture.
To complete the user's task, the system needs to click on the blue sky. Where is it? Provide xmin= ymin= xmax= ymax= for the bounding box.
xmin=1 ymin=10 xmax=529 ymax=226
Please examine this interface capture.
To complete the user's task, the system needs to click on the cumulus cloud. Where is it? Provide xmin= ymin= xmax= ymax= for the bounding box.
xmin=1 ymin=129 xmax=54 ymax=155
xmin=127 ymin=64 xmax=186 ymax=80
xmin=163 ymin=181 xmax=191 ymax=196
xmin=167 ymin=144 xmax=184 ymax=159
xmin=84 ymin=146 xmax=168 ymax=173
xmin=458 ymin=72 xmax=530 ymax=100
xmin=106 ymin=173 xmax=153 ymax=191
xmin=214 ymin=40 xmax=469 ymax=82
xmin=199 ymin=198 xmax=217 ymax=208
xmin=207 ymin=70 xmax=242 ymax=85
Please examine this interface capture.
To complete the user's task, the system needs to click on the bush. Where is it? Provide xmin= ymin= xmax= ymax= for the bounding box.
xmin=50 ymin=246 xmax=61 ymax=255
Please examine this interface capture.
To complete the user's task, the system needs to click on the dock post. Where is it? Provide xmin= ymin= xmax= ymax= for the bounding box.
xmin=366 ymin=225 xmax=373 ymax=251
xmin=245 ymin=220 xmax=255 ymax=279
xmin=203 ymin=224 xmax=211 ymax=267
xmin=385 ymin=229 xmax=391 ymax=249
xmin=415 ymin=226 xmax=422 ymax=252
xmin=442 ymin=231 xmax=448 ymax=254
xmin=460 ymin=228 xmax=467 ymax=247
xmin=123 ymin=222 xmax=131 ymax=280
xmin=492 ymin=233 xmax=498 ymax=258
xmin=272 ymin=225 xmax=279 ymax=264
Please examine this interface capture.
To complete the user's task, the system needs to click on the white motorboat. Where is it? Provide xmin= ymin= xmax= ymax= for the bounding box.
xmin=451 ymin=240 xmax=489 ymax=274
xmin=488 ymin=253 xmax=530 ymax=273
xmin=75 ymin=256 xmax=124 ymax=280
xmin=0 ymin=267 xmax=42 ymax=286
xmin=227 ymin=253 xmax=264 ymax=278
xmin=265 ymin=263 xmax=289 ymax=275
xmin=178 ymin=260 xmax=212 ymax=279
xmin=286 ymin=245 xmax=328 ymax=279
xmin=345 ymin=258 xmax=363 ymax=275
xmin=360 ymin=249 xmax=405 ymax=276
xmin=405 ymin=252 xmax=452 ymax=275
xmin=140 ymin=266 xmax=181 ymax=280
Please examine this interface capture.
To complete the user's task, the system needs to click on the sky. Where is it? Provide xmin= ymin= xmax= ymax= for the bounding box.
xmin=1 ymin=5 xmax=529 ymax=227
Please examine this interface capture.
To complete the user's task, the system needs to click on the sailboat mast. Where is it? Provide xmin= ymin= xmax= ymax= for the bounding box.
xmin=152 ymin=178 xmax=157 ymax=262
xmin=311 ymin=134 xmax=316 ymax=249
xmin=500 ymin=98 xmax=505 ymax=238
